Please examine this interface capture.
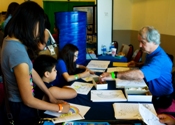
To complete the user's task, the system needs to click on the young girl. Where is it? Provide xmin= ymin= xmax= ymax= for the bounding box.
xmin=1 ymin=1 xmax=69 ymax=125
xmin=51 ymin=43 xmax=94 ymax=87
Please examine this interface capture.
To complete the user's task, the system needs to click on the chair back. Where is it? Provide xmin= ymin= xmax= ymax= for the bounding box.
xmin=119 ymin=44 xmax=130 ymax=56
xmin=113 ymin=41 xmax=118 ymax=53
xmin=167 ymin=53 xmax=174 ymax=66
xmin=127 ymin=44 xmax=134 ymax=61
xmin=132 ymin=49 xmax=143 ymax=62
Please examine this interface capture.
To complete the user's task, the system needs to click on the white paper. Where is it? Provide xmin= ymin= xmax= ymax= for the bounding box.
xmin=107 ymin=67 xmax=131 ymax=72
xmin=71 ymin=82 xmax=94 ymax=95
xmin=113 ymin=103 xmax=141 ymax=119
xmin=113 ymin=103 xmax=156 ymax=120
xmin=89 ymin=69 xmax=106 ymax=72
xmin=69 ymin=103 xmax=90 ymax=117
xmin=82 ymin=74 xmax=99 ymax=82
xmin=116 ymin=78 xmax=147 ymax=88
xmin=91 ymin=90 xmax=127 ymax=102
xmin=139 ymin=104 xmax=165 ymax=125
xmin=87 ymin=60 xmax=110 ymax=70
xmin=44 ymin=103 xmax=90 ymax=124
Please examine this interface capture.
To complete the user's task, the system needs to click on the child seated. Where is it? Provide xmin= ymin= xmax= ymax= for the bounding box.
xmin=33 ymin=55 xmax=77 ymax=103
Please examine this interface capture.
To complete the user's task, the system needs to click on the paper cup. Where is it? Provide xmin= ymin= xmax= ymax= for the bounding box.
xmin=112 ymin=48 xmax=116 ymax=57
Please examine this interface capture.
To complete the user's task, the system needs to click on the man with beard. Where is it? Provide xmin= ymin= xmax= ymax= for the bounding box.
xmin=100 ymin=26 xmax=174 ymax=113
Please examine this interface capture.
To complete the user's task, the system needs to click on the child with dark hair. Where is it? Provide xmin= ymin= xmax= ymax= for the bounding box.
xmin=51 ymin=43 xmax=94 ymax=87
xmin=2 ymin=2 xmax=19 ymax=31
xmin=33 ymin=55 xmax=77 ymax=102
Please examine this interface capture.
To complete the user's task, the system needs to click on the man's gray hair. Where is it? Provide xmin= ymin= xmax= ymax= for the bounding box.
xmin=139 ymin=26 xmax=161 ymax=45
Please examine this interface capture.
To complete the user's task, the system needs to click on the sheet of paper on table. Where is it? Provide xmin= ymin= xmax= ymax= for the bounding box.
xmin=139 ymin=104 xmax=165 ymax=125
xmin=113 ymin=103 xmax=157 ymax=120
xmin=44 ymin=103 xmax=90 ymax=124
xmin=87 ymin=60 xmax=110 ymax=70
xmin=70 ymin=82 xmax=94 ymax=95
xmin=91 ymin=90 xmax=127 ymax=102
xmin=82 ymin=74 xmax=99 ymax=82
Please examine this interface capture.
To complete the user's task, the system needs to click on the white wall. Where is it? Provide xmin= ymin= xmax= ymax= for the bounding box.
xmin=97 ymin=0 xmax=112 ymax=55
xmin=113 ymin=0 xmax=133 ymax=30
xmin=132 ymin=0 xmax=175 ymax=35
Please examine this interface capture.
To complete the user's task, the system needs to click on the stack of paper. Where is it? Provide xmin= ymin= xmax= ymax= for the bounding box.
xmin=86 ymin=60 xmax=110 ymax=72
xmin=113 ymin=103 xmax=164 ymax=125
xmin=44 ymin=103 xmax=90 ymax=124
xmin=70 ymin=82 xmax=94 ymax=95
xmin=91 ymin=90 xmax=127 ymax=102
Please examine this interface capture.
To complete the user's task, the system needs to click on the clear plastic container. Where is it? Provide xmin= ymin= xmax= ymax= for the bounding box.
xmin=101 ymin=45 xmax=107 ymax=56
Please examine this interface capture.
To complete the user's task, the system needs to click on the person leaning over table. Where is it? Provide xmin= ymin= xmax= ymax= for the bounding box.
xmin=51 ymin=43 xmax=94 ymax=87
xmin=1 ymin=1 xmax=70 ymax=125
xmin=100 ymin=26 xmax=174 ymax=114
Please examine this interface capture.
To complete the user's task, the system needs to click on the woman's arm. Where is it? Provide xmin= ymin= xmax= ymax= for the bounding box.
xmin=32 ymin=69 xmax=58 ymax=103
xmin=14 ymin=63 xmax=70 ymax=113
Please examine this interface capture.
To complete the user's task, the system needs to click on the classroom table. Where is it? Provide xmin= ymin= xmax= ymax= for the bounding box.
xmin=47 ymin=58 xmax=145 ymax=125
xmin=66 ymin=59 xmax=144 ymax=125
xmin=64 ymin=79 xmax=145 ymax=125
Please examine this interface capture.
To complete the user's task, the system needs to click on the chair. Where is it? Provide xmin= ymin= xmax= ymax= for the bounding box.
xmin=113 ymin=41 xmax=118 ymax=53
xmin=119 ymin=44 xmax=130 ymax=55
xmin=127 ymin=44 xmax=134 ymax=62
xmin=167 ymin=53 xmax=174 ymax=66
xmin=132 ymin=49 xmax=143 ymax=62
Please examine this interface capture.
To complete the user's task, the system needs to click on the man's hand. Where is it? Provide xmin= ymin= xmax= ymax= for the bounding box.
xmin=128 ymin=61 xmax=136 ymax=67
xmin=99 ymin=72 xmax=111 ymax=81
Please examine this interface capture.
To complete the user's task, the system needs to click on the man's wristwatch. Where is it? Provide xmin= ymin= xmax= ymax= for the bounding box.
xmin=58 ymin=104 xmax=63 ymax=113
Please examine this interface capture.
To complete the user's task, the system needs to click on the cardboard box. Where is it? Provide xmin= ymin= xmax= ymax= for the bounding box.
xmin=92 ymin=77 xmax=107 ymax=90
xmin=126 ymin=92 xmax=152 ymax=102
xmin=115 ymin=79 xmax=152 ymax=102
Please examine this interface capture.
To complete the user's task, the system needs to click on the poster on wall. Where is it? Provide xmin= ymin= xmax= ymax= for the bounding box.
xmin=73 ymin=6 xmax=93 ymax=24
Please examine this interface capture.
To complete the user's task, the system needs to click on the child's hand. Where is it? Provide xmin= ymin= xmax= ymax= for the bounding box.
xmin=86 ymin=68 xmax=94 ymax=74
xmin=81 ymin=70 xmax=90 ymax=78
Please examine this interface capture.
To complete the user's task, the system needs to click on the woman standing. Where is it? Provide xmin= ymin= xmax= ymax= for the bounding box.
xmin=1 ymin=1 xmax=70 ymax=125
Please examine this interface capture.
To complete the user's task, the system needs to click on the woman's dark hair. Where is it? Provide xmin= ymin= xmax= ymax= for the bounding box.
xmin=59 ymin=43 xmax=78 ymax=74
xmin=5 ymin=2 xmax=19 ymax=19
xmin=33 ymin=55 xmax=57 ymax=77
xmin=4 ymin=1 xmax=45 ymax=56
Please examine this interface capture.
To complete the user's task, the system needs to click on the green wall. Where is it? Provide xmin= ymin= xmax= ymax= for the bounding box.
xmin=43 ymin=1 xmax=94 ymax=33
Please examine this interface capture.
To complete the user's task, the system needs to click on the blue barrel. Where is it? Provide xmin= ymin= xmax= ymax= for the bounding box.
xmin=55 ymin=11 xmax=87 ymax=64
